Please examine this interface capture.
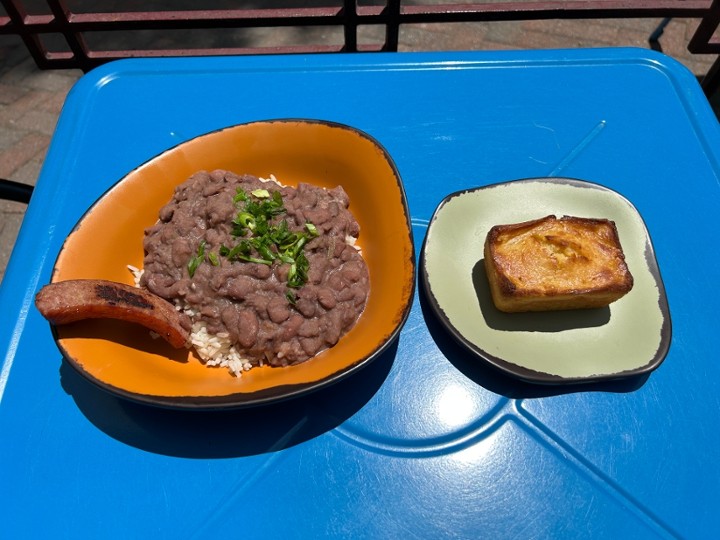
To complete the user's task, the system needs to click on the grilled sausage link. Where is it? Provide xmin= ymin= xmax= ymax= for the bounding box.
xmin=35 ymin=279 xmax=191 ymax=348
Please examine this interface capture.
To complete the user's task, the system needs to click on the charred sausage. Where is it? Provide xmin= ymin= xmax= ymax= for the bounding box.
xmin=35 ymin=279 xmax=191 ymax=348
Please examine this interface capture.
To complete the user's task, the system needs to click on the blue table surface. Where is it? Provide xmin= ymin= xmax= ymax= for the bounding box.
xmin=1 ymin=48 xmax=719 ymax=539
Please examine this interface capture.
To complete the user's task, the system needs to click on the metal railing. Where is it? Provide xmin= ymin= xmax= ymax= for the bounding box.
xmin=1 ymin=0 xmax=719 ymax=94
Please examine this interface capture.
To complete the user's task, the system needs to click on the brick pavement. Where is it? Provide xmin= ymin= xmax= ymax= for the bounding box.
xmin=1 ymin=17 xmax=718 ymax=282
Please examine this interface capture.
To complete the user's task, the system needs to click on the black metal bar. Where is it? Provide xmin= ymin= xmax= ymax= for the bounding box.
xmin=688 ymin=0 xmax=720 ymax=96
xmin=0 ymin=0 xmax=50 ymax=67
xmin=688 ymin=0 xmax=720 ymax=53
xmin=384 ymin=0 xmax=401 ymax=52
xmin=0 ymin=0 xmax=716 ymax=79
xmin=399 ymin=1 xmax=711 ymax=21
xmin=0 ymin=3 xmax=713 ymax=35
xmin=702 ymin=54 xmax=720 ymax=97
xmin=649 ymin=17 xmax=672 ymax=52
xmin=45 ymin=0 xmax=90 ymax=67
xmin=0 ymin=179 xmax=34 ymax=204
xmin=342 ymin=0 xmax=358 ymax=52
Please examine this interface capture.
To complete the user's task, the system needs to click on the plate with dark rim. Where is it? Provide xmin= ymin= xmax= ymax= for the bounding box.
xmin=420 ymin=177 xmax=670 ymax=384
xmin=45 ymin=119 xmax=416 ymax=409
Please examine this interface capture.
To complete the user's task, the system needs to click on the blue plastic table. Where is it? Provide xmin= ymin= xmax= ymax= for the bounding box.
xmin=1 ymin=48 xmax=719 ymax=539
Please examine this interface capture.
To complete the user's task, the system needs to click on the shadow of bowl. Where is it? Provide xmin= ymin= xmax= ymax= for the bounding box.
xmin=59 ymin=339 xmax=398 ymax=459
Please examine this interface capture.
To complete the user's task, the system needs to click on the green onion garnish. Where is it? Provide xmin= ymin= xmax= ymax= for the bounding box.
xmin=187 ymin=240 xmax=206 ymax=278
xmin=188 ymin=186 xmax=319 ymax=301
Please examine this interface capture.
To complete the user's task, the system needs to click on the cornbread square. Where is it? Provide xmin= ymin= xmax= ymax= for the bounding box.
xmin=484 ymin=215 xmax=634 ymax=312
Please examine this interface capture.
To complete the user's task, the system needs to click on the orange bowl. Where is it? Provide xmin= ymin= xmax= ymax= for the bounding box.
xmin=49 ymin=119 xmax=415 ymax=408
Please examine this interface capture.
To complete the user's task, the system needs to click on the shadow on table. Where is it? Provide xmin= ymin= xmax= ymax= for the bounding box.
xmin=418 ymin=273 xmax=650 ymax=399
xmin=59 ymin=340 xmax=396 ymax=459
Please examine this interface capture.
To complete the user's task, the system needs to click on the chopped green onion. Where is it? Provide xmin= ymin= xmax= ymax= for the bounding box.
xmin=287 ymin=252 xmax=309 ymax=289
xmin=287 ymin=262 xmax=297 ymax=284
xmin=255 ymin=243 xmax=277 ymax=262
xmin=305 ymin=222 xmax=318 ymax=236
xmin=233 ymin=188 xmax=248 ymax=203
xmin=187 ymin=240 xmax=206 ymax=278
xmin=234 ymin=212 xmax=256 ymax=231
xmin=238 ymin=255 xmax=273 ymax=265
xmin=224 ymin=241 xmax=251 ymax=261
xmin=216 ymin=186 xmax=320 ymax=301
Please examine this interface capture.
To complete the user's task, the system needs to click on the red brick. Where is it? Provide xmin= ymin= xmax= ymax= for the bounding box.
xmin=400 ymin=22 xmax=492 ymax=51
xmin=0 ymin=83 xmax=27 ymax=105
xmin=521 ymin=19 xmax=621 ymax=45
xmin=683 ymin=18 xmax=704 ymax=42
xmin=0 ymin=89 xmax=53 ymax=125
xmin=13 ymin=109 xmax=59 ymax=136
xmin=38 ymin=90 xmax=71 ymax=114
xmin=483 ymin=21 xmax=524 ymax=47
xmin=0 ymin=210 xmax=24 ymax=282
xmin=0 ymin=132 xmax=51 ymax=178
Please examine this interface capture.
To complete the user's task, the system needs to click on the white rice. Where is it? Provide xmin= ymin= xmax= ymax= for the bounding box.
xmin=259 ymin=173 xmax=282 ymax=186
xmin=127 ymin=264 xmax=143 ymax=287
xmin=128 ymin=263 xmax=252 ymax=377
xmin=128 ymin=172 xmax=360 ymax=377
xmin=126 ymin=175 xmax=282 ymax=377
xmin=176 ymin=300 xmax=258 ymax=377
xmin=186 ymin=317 xmax=253 ymax=377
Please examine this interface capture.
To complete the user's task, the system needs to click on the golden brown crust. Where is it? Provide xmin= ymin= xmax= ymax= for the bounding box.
xmin=484 ymin=215 xmax=633 ymax=312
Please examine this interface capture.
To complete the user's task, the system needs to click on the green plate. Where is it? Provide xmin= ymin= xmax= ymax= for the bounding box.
xmin=420 ymin=177 xmax=671 ymax=384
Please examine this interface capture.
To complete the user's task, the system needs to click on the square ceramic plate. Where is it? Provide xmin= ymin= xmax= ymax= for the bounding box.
xmin=421 ymin=177 xmax=671 ymax=384
xmin=45 ymin=119 xmax=415 ymax=408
